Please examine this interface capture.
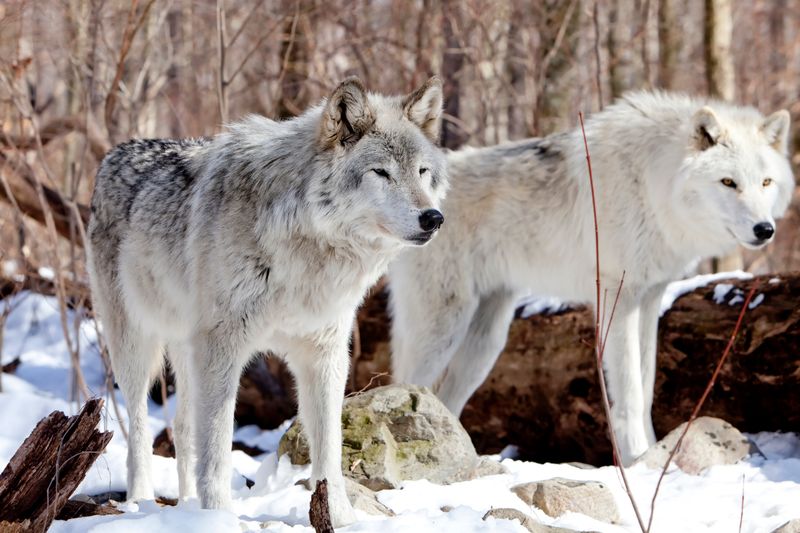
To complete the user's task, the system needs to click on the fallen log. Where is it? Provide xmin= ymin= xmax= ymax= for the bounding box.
xmin=56 ymin=499 xmax=122 ymax=520
xmin=0 ymin=398 xmax=113 ymax=531
xmin=0 ymin=151 xmax=91 ymax=244
xmin=347 ymin=272 xmax=800 ymax=464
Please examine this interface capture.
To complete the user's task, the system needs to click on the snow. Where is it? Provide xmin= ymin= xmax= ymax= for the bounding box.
xmin=3 ymin=291 xmax=800 ymax=532
xmin=659 ymin=270 xmax=752 ymax=314
xmin=517 ymin=271 xmax=755 ymax=318
xmin=517 ymin=296 xmax=571 ymax=318
xmin=748 ymin=293 xmax=765 ymax=309
xmin=713 ymin=283 xmax=734 ymax=304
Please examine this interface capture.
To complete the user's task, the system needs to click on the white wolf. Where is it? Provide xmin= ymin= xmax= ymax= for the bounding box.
xmin=87 ymin=77 xmax=446 ymax=526
xmin=389 ymin=91 xmax=794 ymax=465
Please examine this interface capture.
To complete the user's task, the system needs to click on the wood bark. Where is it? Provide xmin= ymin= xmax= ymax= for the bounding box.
xmin=657 ymin=0 xmax=678 ymax=89
xmin=440 ymin=0 xmax=467 ymax=149
xmin=0 ymin=152 xmax=91 ymax=244
xmin=309 ymin=479 xmax=334 ymax=533
xmin=704 ymin=0 xmax=735 ymax=101
xmin=704 ymin=0 xmax=741 ymax=272
xmin=0 ymin=398 xmax=113 ymax=532
xmin=56 ymin=499 xmax=122 ymax=521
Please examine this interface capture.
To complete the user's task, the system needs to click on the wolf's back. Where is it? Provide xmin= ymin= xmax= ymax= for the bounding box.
xmin=89 ymin=137 xmax=210 ymax=231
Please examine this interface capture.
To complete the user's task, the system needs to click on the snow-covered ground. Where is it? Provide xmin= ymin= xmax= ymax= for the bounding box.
xmin=1 ymin=278 xmax=799 ymax=533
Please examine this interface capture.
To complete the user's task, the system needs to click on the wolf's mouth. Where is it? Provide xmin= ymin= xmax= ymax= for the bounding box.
xmin=407 ymin=230 xmax=437 ymax=245
xmin=746 ymin=238 xmax=770 ymax=249
xmin=727 ymin=227 xmax=771 ymax=249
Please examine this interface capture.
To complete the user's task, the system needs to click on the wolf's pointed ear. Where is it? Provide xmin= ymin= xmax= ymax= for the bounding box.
xmin=318 ymin=77 xmax=376 ymax=150
xmin=762 ymin=109 xmax=791 ymax=154
xmin=403 ymin=76 xmax=444 ymax=142
xmin=692 ymin=106 xmax=723 ymax=150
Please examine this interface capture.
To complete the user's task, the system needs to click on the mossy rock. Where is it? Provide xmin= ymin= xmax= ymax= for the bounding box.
xmin=277 ymin=384 xmax=505 ymax=490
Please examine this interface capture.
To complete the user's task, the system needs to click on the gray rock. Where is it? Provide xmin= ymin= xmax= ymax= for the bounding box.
xmin=635 ymin=417 xmax=759 ymax=474
xmin=344 ymin=478 xmax=394 ymax=516
xmin=482 ymin=508 xmax=572 ymax=533
xmin=773 ymin=519 xmax=800 ymax=532
xmin=278 ymin=384 xmax=497 ymax=490
xmin=512 ymin=478 xmax=620 ymax=524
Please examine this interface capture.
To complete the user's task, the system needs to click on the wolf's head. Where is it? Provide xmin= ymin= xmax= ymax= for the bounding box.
xmin=675 ymin=104 xmax=794 ymax=252
xmin=310 ymin=77 xmax=448 ymax=247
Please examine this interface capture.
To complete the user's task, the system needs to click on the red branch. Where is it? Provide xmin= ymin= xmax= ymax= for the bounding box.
xmin=646 ymin=283 xmax=757 ymax=531
xmin=579 ymin=112 xmax=647 ymax=532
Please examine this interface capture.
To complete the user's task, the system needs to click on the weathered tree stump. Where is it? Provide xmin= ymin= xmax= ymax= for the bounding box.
xmin=309 ymin=479 xmax=334 ymax=533
xmin=0 ymin=398 xmax=113 ymax=531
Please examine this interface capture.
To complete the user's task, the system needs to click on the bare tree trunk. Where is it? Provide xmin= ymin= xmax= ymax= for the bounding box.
xmin=657 ymin=0 xmax=679 ymax=89
xmin=704 ymin=0 xmax=735 ymax=101
xmin=506 ymin=4 xmax=529 ymax=138
xmin=705 ymin=0 xmax=740 ymax=272
xmin=277 ymin=0 xmax=312 ymax=119
xmin=533 ymin=0 xmax=580 ymax=135
xmin=607 ymin=0 xmax=638 ymax=98
xmin=440 ymin=0 xmax=467 ymax=149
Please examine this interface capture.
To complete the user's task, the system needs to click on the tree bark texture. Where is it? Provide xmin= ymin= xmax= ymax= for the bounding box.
xmin=0 ymin=398 xmax=113 ymax=532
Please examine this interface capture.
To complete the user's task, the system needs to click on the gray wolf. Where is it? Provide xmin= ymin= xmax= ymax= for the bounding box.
xmin=87 ymin=76 xmax=446 ymax=526
xmin=389 ymin=91 xmax=794 ymax=465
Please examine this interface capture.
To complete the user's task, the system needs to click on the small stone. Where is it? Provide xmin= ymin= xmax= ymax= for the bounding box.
xmin=344 ymin=478 xmax=394 ymax=516
xmin=635 ymin=417 xmax=760 ymax=474
xmin=482 ymin=508 xmax=572 ymax=533
xmin=566 ymin=462 xmax=596 ymax=470
xmin=512 ymin=478 xmax=620 ymax=524
xmin=773 ymin=519 xmax=800 ymax=532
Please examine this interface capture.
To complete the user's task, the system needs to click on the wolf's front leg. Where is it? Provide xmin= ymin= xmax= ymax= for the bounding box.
xmin=287 ymin=330 xmax=357 ymax=528
xmin=192 ymin=331 xmax=246 ymax=509
xmin=638 ymin=283 xmax=668 ymax=447
xmin=599 ymin=293 xmax=650 ymax=465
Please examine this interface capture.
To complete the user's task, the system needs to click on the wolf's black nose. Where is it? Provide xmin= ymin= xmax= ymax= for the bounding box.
xmin=753 ymin=222 xmax=775 ymax=241
xmin=419 ymin=209 xmax=444 ymax=232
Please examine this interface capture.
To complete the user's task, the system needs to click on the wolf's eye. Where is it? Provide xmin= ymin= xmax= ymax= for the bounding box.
xmin=372 ymin=168 xmax=390 ymax=179
xmin=720 ymin=178 xmax=737 ymax=189
xmin=763 ymin=178 xmax=773 ymax=187
xmin=419 ymin=167 xmax=429 ymax=176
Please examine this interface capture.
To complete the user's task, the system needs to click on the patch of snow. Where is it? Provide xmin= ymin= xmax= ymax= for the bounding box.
xmin=517 ymin=296 xmax=571 ymax=318
xmin=2 ymin=259 xmax=19 ymax=277
xmin=38 ymin=266 xmax=55 ymax=280
xmin=661 ymin=271 xmax=752 ymax=315
xmin=769 ymin=277 xmax=781 ymax=284
xmin=713 ymin=283 xmax=734 ymax=304
xmin=499 ymin=444 xmax=519 ymax=460
xmin=516 ymin=271 xmax=754 ymax=318
xmin=233 ymin=421 xmax=293 ymax=455
xmin=748 ymin=294 xmax=765 ymax=309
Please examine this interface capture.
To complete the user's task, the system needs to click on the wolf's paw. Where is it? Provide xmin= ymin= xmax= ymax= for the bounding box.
xmin=198 ymin=482 xmax=233 ymax=511
xmin=328 ymin=485 xmax=357 ymax=527
xmin=127 ymin=483 xmax=155 ymax=503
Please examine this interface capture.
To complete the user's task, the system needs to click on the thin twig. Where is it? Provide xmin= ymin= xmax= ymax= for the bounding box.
xmin=646 ymin=283 xmax=757 ymax=531
xmin=104 ymin=0 xmax=157 ymax=140
xmin=579 ymin=111 xmax=647 ymax=532
xmin=738 ymin=473 xmax=745 ymax=533
xmin=592 ymin=0 xmax=604 ymax=109
xmin=215 ymin=0 xmax=231 ymax=124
